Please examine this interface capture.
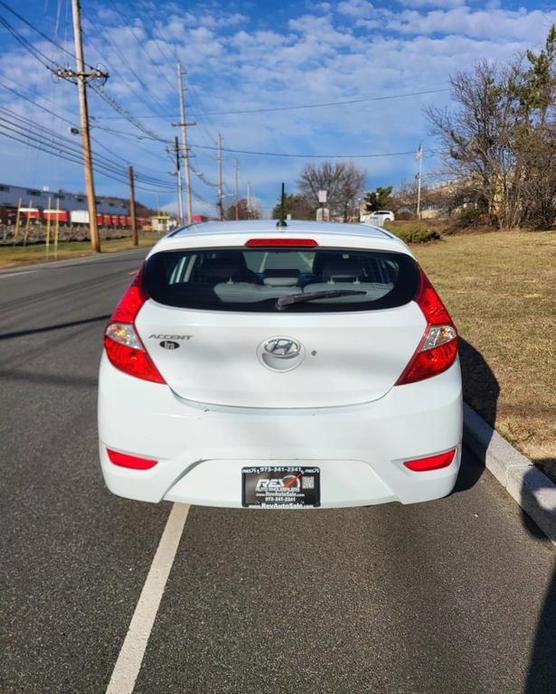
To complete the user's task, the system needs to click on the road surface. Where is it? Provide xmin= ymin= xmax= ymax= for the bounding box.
xmin=0 ymin=250 xmax=554 ymax=693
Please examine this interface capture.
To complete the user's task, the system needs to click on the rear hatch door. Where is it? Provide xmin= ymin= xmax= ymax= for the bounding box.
xmin=136 ymin=245 xmax=424 ymax=408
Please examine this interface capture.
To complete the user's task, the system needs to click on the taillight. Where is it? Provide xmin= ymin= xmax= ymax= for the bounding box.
xmin=403 ymin=449 xmax=456 ymax=472
xmin=104 ymin=269 xmax=166 ymax=384
xmin=106 ymin=448 xmax=158 ymax=470
xmin=396 ymin=270 xmax=458 ymax=385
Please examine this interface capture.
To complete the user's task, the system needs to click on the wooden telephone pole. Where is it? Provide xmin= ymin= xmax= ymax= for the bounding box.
xmin=174 ymin=136 xmax=184 ymax=224
xmin=174 ymin=63 xmax=195 ymax=224
xmin=56 ymin=0 xmax=108 ymax=252
xmin=128 ymin=165 xmax=138 ymax=246
xmin=217 ymin=131 xmax=224 ymax=221
xmin=234 ymin=159 xmax=240 ymax=221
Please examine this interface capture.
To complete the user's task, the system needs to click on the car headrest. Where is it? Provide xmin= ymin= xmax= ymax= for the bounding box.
xmin=312 ymin=252 xmax=344 ymax=277
xmin=321 ymin=261 xmax=363 ymax=282
xmin=209 ymin=251 xmax=248 ymax=269
xmin=262 ymin=268 xmax=300 ymax=287
xmin=199 ymin=256 xmax=247 ymax=283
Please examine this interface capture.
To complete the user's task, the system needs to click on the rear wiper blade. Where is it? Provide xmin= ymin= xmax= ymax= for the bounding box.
xmin=276 ymin=289 xmax=367 ymax=311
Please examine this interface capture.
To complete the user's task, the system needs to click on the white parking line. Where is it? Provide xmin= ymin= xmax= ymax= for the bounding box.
xmin=106 ymin=503 xmax=190 ymax=694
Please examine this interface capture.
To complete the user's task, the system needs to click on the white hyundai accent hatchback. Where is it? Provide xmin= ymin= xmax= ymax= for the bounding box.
xmin=98 ymin=220 xmax=462 ymax=509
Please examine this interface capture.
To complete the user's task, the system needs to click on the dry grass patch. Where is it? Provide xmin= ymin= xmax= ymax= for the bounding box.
xmin=414 ymin=230 xmax=556 ymax=480
xmin=0 ymin=234 xmax=163 ymax=269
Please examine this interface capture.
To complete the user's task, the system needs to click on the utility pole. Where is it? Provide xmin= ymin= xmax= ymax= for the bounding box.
xmin=174 ymin=63 xmax=195 ymax=224
xmin=169 ymin=136 xmax=184 ymax=223
xmin=128 ymin=165 xmax=138 ymax=246
xmin=416 ymin=144 xmax=423 ymax=219
xmin=235 ymin=159 xmax=240 ymax=221
xmin=54 ymin=0 xmax=108 ymax=252
xmin=217 ymin=131 xmax=224 ymax=221
xmin=247 ymin=182 xmax=251 ymax=220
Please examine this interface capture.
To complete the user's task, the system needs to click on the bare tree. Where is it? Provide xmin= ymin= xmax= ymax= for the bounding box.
xmin=426 ymin=62 xmax=521 ymax=228
xmin=427 ymin=26 xmax=556 ymax=230
xmin=298 ymin=161 xmax=366 ymax=220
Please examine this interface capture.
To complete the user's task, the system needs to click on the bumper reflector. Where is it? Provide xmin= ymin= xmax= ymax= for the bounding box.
xmin=107 ymin=448 xmax=158 ymax=470
xmin=403 ymin=449 xmax=456 ymax=472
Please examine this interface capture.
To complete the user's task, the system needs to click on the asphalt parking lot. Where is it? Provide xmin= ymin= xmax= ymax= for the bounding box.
xmin=1 ymin=249 xmax=554 ymax=693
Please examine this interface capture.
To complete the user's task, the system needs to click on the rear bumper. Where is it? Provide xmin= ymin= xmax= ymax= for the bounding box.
xmin=98 ymin=356 xmax=463 ymax=508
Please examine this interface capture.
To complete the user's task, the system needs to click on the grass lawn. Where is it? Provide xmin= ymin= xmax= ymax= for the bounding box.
xmin=0 ymin=234 xmax=164 ymax=269
xmin=413 ymin=230 xmax=556 ymax=480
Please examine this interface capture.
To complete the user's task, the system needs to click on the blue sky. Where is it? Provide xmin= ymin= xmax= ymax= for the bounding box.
xmin=0 ymin=0 xmax=555 ymax=215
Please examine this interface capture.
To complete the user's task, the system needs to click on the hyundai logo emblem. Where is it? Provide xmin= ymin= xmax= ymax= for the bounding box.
xmin=263 ymin=337 xmax=301 ymax=359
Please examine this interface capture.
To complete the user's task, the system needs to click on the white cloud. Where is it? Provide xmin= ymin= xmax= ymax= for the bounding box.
xmin=396 ymin=0 xmax=466 ymax=7
xmin=1 ymin=0 xmax=554 ymax=212
xmin=336 ymin=0 xmax=375 ymax=18
xmin=385 ymin=7 xmax=556 ymax=42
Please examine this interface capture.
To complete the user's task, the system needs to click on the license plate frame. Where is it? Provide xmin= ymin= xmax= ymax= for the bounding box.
xmin=242 ymin=466 xmax=321 ymax=508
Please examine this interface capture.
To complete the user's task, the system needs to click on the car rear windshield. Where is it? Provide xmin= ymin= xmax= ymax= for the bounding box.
xmin=142 ymin=247 xmax=420 ymax=313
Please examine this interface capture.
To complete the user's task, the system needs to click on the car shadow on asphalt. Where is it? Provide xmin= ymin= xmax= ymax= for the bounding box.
xmin=457 ymin=338 xmax=555 ymax=692
xmin=0 ymin=314 xmax=111 ymax=340
xmin=522 ymin=468 xmax=556 ymax=694
xmin=452 ymin=337 xmax=499 ymax=494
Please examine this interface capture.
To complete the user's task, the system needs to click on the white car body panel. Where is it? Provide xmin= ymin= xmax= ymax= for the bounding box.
xmin=136 ymin=302 xmax=426 ymax=408
xmin=98 ymin=220 xmax=463 ymax=508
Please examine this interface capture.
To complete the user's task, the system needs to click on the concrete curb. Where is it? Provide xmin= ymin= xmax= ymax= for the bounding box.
xmin=463 ymin=403 xmax=556 ymax=547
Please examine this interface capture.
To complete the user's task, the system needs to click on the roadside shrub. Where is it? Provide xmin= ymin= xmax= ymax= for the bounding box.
xmin=385 ymin=222 xmax=441 ymax=244
xmin=456 ymin=207 xmax=489 ymax=228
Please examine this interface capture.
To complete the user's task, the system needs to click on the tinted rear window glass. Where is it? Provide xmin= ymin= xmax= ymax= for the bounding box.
xmin=143 ymin=247 xmax=419 ymax=313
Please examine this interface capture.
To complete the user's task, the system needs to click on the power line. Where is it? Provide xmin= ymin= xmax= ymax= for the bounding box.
xmin=89 ymin=124 xmax=162 ymax=143
xmin=0 ymin=111 xmax=175 ymax=190
xmin=0 ymin=105 xmax=173 ymax=187
xmin=190 ymin=164 xmax=218 ymax=188
xmin=0 ymin=78 xmax=77 ymax=126
xmin=0 ymin=3 xmax=170 ymax=146
xmin=126 ymin=1 xmax=219 ymax=152
xmin=81 ymin=5 xmax=171 ymax=119
xmin=107 ymin=3 xmax=176 ymax=94
xmin=0 ymin=108 xmax=123 ymax=173
xmin=0 ymin=80 xmax=173 ymax=178
xmin=201 ymin=88 xmax=451 ymax=116
xmin=89 ymin=84 xmax=169 ymax=143
xmin=0 ymin=3 xmax=175 ymax=200
xmin=95 ymin=6 xmax=219 ymax=207
xmin=0 ymin=0 xmax=92 ymax=68
xmin=91 ymin=87 xmax=451 ymax=120
xmin=0 ymin=15 xmax=57 ymax=69
xmin=0 ymin=125 xmax=173 ymax=194
xmin=189 ymin=143 xmax=421 ymax=159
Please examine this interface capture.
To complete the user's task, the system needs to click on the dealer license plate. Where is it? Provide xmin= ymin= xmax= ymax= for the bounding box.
xmin=242 ymin=466 xmax=321 ymax=508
